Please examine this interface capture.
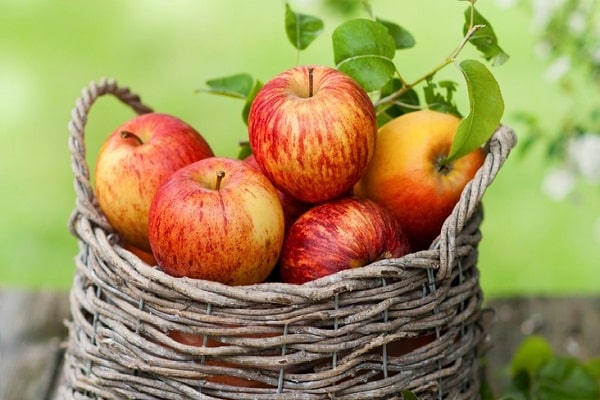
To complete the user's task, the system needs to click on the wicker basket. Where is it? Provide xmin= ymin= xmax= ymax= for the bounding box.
xmin=61 ymin=78 xmax=517 ymax=400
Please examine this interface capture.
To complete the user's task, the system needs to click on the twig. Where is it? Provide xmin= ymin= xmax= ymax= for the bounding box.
xmin=374 ymin=24 xmax=486 ymax=109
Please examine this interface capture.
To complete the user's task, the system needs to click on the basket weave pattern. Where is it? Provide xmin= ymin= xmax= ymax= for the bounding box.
xmin=62 ymin=79 xmax=517 ymax=400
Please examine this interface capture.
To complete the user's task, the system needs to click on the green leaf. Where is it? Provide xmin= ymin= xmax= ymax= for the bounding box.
xmin=323 ymin=0 xmax=362 ymax=16
xmin=510 ymin=335 xmax=553 ymax=379
xmin=536 ymin=356 xmax=600 ymax=400
xmin=376 ymin=17 xmax=415 ymax=49
xmin=332 ymin=18 xmax=397 ymax=92
xmin=285 ymin=3 xmax=324 ymax=50
xmin=585 ymin=358 xmax=600 ymax=380
xmin=237 ymin=141 xmax=252 ymax=160
xmin=423 ymin=79 xmax=460 ymax=117
xmin=376 ymin=78 xmax=420 ymax=125
xmin=241 ymin=80 xmax=263 ymax=126
xmin=464 ymin=7 xmax=509 ymax=66
xmin=202 ymin=73 xmax=254 ymax=98
xmin=445 ymin=59 xmax=504 ymax=163
xmin=401 ymin=390 xmax=420 ymax=400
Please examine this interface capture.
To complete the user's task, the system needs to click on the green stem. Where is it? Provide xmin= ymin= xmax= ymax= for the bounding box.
xmin=374 ymin=23 xmax=485 ymax=110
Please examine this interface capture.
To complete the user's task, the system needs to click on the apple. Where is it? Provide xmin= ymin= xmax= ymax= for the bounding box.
xmin=147 ymin=157 xmax=285 ymax=285
xmin=243 ymin=154 xmax=311 ymax=233
xmin=95 ymin=112 xmax=214 ymax=253
xmin=279 ymin=197 xmax=411 ymax=284
xmin=353 ymin=110 xmax=486 ymax=251
xmin=123 ymin=241 xmax=157 ymax=266
xmin=248 ymin=65 xmax=377 ymax=204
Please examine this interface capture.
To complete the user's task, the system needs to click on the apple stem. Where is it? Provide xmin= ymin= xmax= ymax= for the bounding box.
xmin=437 ymin=165 xmax=451 ymax=175
xmin=436 ymin=156 xmax=453 ymax=175
xmin=308 ymin=67 xmax=314 ymax=98
xmin=215 ymin=170 xmax=225 ymax=190
xmin=120 ymin=130 xmax=143 ymax=145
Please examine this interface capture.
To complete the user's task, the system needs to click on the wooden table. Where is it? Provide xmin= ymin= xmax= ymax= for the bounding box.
xmin=1 ymin=289 xmax=598 ymax=400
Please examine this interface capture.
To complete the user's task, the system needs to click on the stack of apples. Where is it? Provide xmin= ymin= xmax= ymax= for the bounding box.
xmin=95 ymin=65 xmax=485 ymax=286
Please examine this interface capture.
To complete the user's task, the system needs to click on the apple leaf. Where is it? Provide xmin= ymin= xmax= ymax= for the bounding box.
xmin=332 ymin=18 xmax=397 ymax=92
xmin=376 ymin=17 xmax=415 ymax=49
xmin=444 ymin=59 xmax=504 ymax=163
xmin=285 ymin=3 xmax=324 ymax=50
xmin=376 ymin=78 xmax=420 ymax=125
xmin=238 ymin=141 xmax=252 ymax=160
xmin=423 ymin=79 xmax=460 ymax=117
xmin=241 ymin=79 xmax=263 ymax=126
xmin=464 ymin=7 xmax=509 ymax=67
xmin=202 ymin=73 xmax=255 ymax=98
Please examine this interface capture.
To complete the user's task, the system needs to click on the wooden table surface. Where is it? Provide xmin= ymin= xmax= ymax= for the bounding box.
xmin=1 ymin=289 xmax=598 ymax=400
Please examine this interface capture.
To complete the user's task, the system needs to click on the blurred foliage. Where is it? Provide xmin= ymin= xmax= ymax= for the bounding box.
xmin=511 ymin=0 xmax=600 ymax=196
xmin=400 ymin=335 xmax=600 ymax=399
xmin=322 ymin=0 xmax=362 ymax=16
xmin=496 ymin=336 xmax=600 ymax=400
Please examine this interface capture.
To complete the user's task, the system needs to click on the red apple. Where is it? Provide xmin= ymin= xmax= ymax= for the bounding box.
xmin=279 ymin=197 xmax=411 ymax=284
xmin=147 ymin=157 xmax=285 ymax=285
xmin=354 ymin=110 xmax=486 ymax=250
xmin=243 ymin=154 xmax=311 ymax=233
xmin=248 ymin=65 xmax=377 ymax=204
xmin=95 ymin=112 xmax=214 ymax=252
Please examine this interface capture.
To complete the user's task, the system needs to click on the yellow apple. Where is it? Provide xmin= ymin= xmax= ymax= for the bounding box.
xmin=354 ymin=110 xmax=485 ymax=251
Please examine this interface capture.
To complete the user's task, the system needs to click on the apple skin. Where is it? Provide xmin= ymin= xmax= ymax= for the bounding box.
xmin=279 ymin=197 xmax=411 ymax=284
xmin=123 ymin=242 xmax=157 ymax=266
xmin=248 ymin=65 xmax=377 ymax=204
xmin=354 ymin=110 xmax=486 ymax=251
xmin=95 ymin=112 xmax=214 ymax=253
xmin=243 ymin=154 xmax=311 ymax=233
xmin=147 ymin=157 xmax=285 ymax=285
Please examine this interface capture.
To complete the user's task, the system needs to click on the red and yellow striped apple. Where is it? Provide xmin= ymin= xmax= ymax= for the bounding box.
xmin=95 ymin=112 xmax=214 ymax=252
xmin=279 ymin=197 xmax=411 ymax=284
xmin=147 ymin=157 xmax=285 ymax=285
xmin=248 ymin=65 xmax=377 ymax=204
xmin=243 ymin=154 xmax=311 ymax=233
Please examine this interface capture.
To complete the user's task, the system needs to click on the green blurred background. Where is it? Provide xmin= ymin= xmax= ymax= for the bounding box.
xmin=1 ymin=0 xmax=598 ymax=296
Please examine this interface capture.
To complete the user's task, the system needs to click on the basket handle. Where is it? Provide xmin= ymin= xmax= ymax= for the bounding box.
xmin=68 ymin=78 xmax=154 ymax=236
xmin=436 ymin=124 xmax=517 ymax=279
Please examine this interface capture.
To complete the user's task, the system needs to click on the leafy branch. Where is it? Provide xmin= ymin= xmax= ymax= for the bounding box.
xmin=200 ymin=1 xmax=508 ymax=161
xmin=330 ymin=1 xmax=506 ymax=162
xmin=373 ymin=23 xmax=486 ymax=110
xmin=494 ymin=336 xmax=600 ymax=400
xmin=508 ymin=0 xmax=600 ymax=196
